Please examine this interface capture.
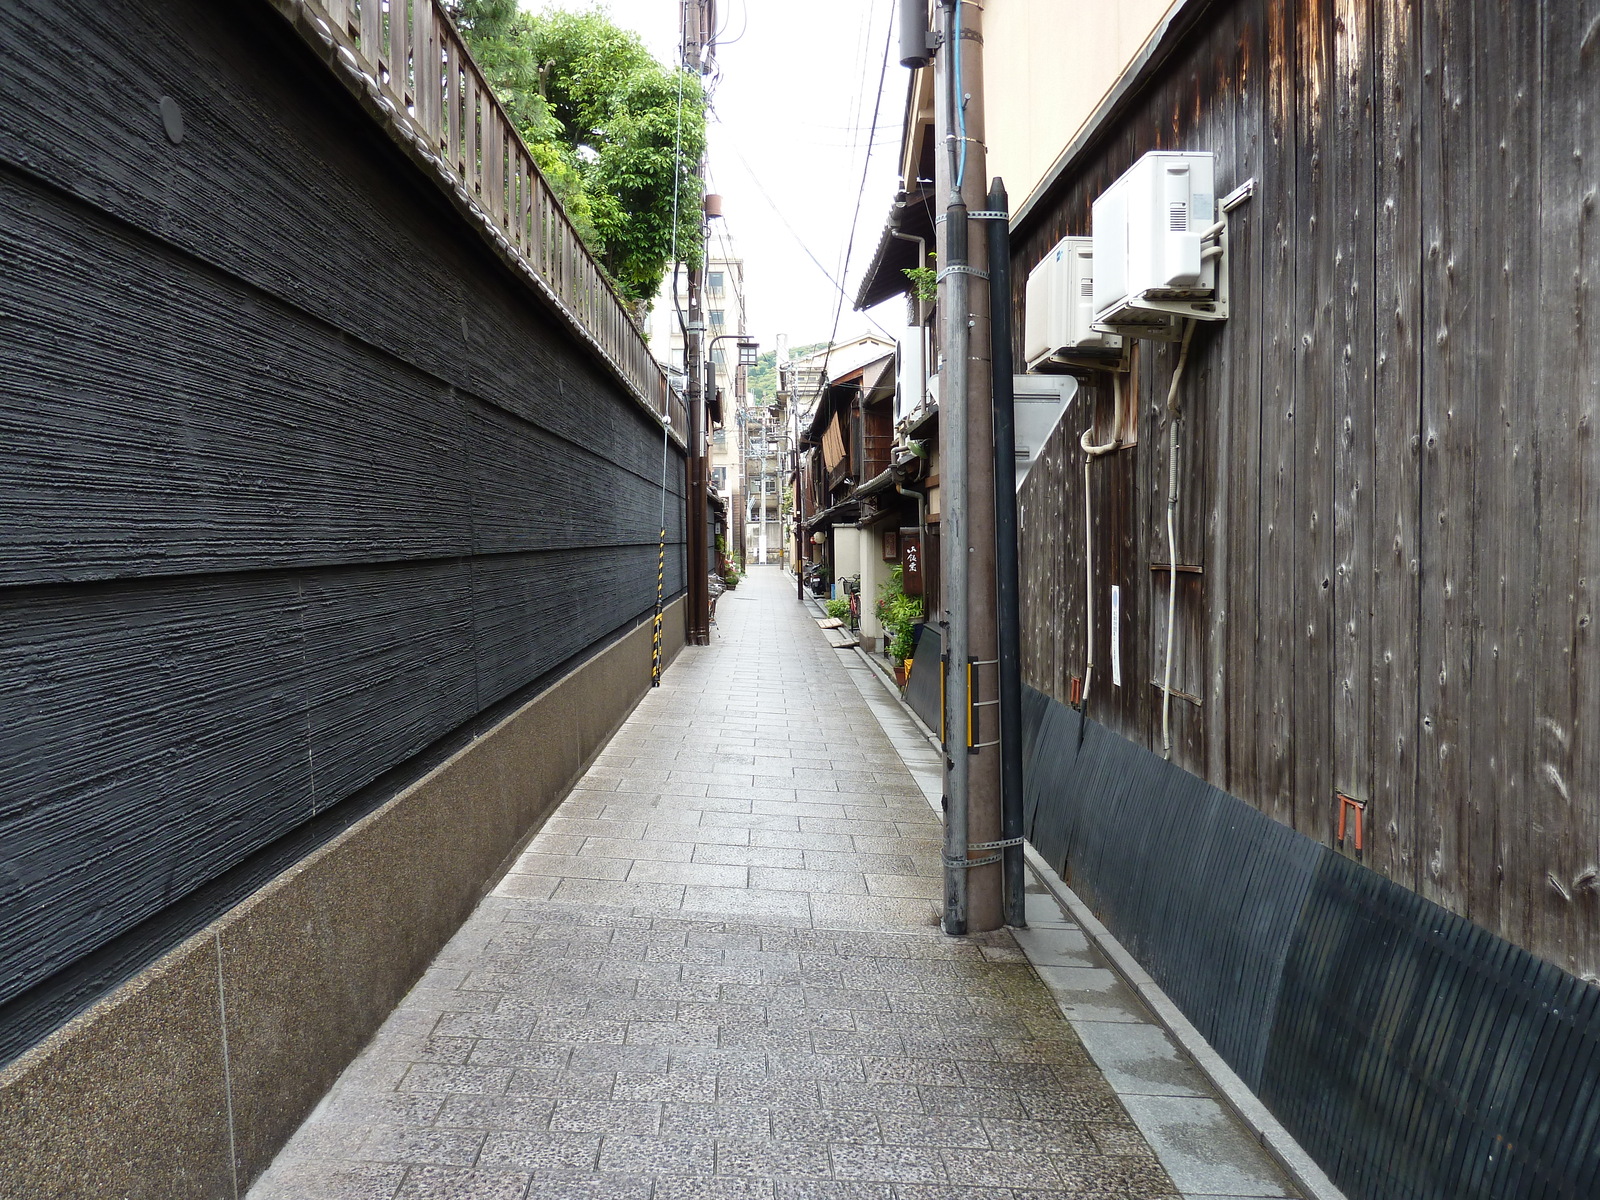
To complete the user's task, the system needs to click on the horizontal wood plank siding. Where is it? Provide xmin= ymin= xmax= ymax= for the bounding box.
xmin=0 ymin=0 xmax=687 ymax=1051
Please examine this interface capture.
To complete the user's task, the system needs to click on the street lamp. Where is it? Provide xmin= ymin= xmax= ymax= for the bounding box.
xmin=707 ymin=334 xmax=759 ymax=368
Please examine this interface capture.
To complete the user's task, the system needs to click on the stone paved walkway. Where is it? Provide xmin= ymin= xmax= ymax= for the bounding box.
xmin=249 ymin=567 xmax=1183 ymax=1200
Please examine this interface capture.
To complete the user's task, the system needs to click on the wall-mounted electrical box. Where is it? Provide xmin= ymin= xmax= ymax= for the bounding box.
xmin=1093 ymin=150 xmax=1227 ymax=339
xmin=1024 ymin=236 xmax=1122 ymax=372
xmin=1012 ymin=374 xmax=1078 ymax=490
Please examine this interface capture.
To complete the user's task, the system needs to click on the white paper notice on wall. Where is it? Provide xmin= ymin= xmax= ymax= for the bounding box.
xmin=1110 ymin=585 xmax=1122 ymax=687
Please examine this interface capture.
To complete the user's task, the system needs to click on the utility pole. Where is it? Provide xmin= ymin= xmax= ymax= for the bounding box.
xmin=771 ymin=334 xmax=790 ymax=569
xmin=681 ymin=0 xmax=715 ymax=644
xmin=756 ymin=405 xmax=767 ymax=566
xmin=933 ymin=0 xmax=1002 ymax=934
xmin=780 ymin=338 xmax=805 ymax=600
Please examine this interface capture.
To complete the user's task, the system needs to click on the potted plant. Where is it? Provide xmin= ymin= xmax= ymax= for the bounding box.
xmin=876 ymin=568 xmax=923 ymax=687
xmin=889 ymin=621 xmax=917 ymax=686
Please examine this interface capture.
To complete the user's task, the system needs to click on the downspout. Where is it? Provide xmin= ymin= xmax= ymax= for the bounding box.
xmin=894 ymin=479 xmax=927 ymax=542
xmin=984 ymin=179 xmax=1025 ymax=929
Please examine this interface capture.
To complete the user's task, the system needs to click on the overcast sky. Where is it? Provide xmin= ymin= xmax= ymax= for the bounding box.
xmin=522 ymin=0 xmax=906 ymax=353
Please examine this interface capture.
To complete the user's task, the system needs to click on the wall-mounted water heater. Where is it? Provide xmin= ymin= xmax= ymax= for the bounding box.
xmin=1023 ymin=236 xmax=1122 ymax=372
xmin=1092 ymin=150 xmax=1228 ymax=340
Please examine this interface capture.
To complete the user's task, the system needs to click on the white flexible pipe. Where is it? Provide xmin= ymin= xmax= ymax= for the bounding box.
xmin=1161 ymin=322 xmax=1197 ymax=760
xmin=1079 ymin=374 xmax=1123 ymax=706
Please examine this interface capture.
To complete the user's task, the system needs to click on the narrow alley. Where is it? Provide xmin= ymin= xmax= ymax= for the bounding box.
xmin=247 ymin=567 xmax=1251 ymax=1200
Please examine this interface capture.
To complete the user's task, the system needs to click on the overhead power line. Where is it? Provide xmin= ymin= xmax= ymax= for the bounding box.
xmin=819 ymin=0 xmax=895 ymax=386
xmin=719 ymin=138 xmax=895 ymax=341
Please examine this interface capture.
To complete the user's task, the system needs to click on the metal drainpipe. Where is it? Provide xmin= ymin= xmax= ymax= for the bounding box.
xmin=985 ymin=178 xmax=1025 ymax=929
xmin=894 ymin=479 xmax=927 ymax=543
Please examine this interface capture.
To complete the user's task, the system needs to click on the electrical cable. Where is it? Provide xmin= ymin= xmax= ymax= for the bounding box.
xmin=667 ymin=41 xmax=689 ymax=340
xmin=711 ymin=0 xmax=749 ymax=47
xmin=653 ymin=22 xmax=695 ymax=684
xmin=1078 ymin=374 xmax=1123 ymax=711
xmin=830 ymin=0 xmax=880 ymax=299
xmin=719 ymin=143 xmax=895 ymax=340
xmin=952 ymin=0 xmax=968 ymax=192
xmin=818 ymin=0 xmax=895 ymax=392
xmin=1161 ymin=320 xmax=1197 ymax=760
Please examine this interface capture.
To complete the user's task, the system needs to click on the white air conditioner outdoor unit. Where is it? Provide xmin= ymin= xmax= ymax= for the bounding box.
xmin=1011 ymin=374 xmax=1077 ymax=490
xmin=1024 ymin=236 xmax=1121 ymax=371
xmin=895 ymin=326 xmax=928 ymax=424
xmin=1092 ymin=150 xmax=1227 ymax=339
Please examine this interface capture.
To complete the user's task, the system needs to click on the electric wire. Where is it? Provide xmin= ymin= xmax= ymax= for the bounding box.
xmin=655 ymin=0 xmax=696 ymax=683
xmin=720 ymin=142 xmax=894 ymax=340
xmin=830 ymin=0 xmax=880 ymax=297
xmin=817 ymin=0 xmax=895 ymax=391
xmin=1078 ymin=374 xmax=1123 ymax=712
xmin=667 ymin=41 xmax=689 ymax=339
xmin=1160 ymin=320 xmax=1197 ymax=759
xmin=952 ymin=0 xmax=969 ymax=192
xmin=710 ymin=0 xmax=750 ymax=48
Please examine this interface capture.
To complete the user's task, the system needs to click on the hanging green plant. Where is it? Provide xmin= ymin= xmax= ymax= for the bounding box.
xmin=902 ymin=252 xmax=937 ymax=304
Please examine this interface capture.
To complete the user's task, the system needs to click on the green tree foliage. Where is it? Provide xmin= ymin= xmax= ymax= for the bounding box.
xmin=745 ymin=342 xmax=830 ymax=404
xmin=449 ymin=1 xmax=707 ymax=306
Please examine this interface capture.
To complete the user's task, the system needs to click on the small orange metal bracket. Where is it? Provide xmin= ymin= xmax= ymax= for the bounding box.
xmin=1336 ymin=792 xmax=1366 ymax=863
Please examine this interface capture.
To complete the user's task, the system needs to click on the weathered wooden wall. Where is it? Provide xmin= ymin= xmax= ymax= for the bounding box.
xmin=0 ymin=0 xmax=685 ymax=1060
xmin=1014 ymin=0 xmax=1600 ymax=981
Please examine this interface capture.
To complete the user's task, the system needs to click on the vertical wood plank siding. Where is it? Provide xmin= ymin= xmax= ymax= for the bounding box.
xmin=303 ymin=0 xmax=684 ymax=436
xmin=1013 ymin=0 xmax=1600 ymax=981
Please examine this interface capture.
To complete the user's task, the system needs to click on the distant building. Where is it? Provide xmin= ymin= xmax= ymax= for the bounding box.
xmin=647 ymin=257 xmax=749 ymax=563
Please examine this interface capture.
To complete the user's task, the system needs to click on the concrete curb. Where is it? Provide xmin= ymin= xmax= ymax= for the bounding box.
xmin=845 ymin=637 xmax=1346 ymax=1200
xmin=1023 ymin=846 xmax=1348 ymax=1200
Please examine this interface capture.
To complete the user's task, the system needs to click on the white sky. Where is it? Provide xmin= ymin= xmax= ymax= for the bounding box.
xmin=522 ymin=0 xmax=906 ymax=353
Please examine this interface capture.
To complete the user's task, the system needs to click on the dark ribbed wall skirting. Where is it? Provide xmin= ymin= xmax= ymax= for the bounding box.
xmin=1022 ymin=686 xmax=1600 ymax=1200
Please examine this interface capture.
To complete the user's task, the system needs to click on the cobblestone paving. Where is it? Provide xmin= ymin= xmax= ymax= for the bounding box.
xmin=249 ymin=567 xmax=1178 ymax=1200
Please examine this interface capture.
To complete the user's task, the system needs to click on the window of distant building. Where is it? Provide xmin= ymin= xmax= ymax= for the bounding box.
xmin=710 ymin=310 xmax=725 ymax=328
xmin=708 ymin=271 xmax=724 ymax=292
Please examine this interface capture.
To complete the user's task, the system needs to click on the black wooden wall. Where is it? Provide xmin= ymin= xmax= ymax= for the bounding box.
xmin=1013 ymin=0 xmax=1600 ymax=986
xmin=0 ymin=0 xmax=685 ymax=1059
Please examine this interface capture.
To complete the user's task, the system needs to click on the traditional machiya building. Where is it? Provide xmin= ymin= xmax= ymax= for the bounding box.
xmin=860 ymin=3 xmax=1600 ymax=1198
xmin=790 ymin=337 xmax=913 ymax=637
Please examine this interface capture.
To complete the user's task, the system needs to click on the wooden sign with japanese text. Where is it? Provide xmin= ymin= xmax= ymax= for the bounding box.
xmin=899 ymin=529 xmax=923 ymax=595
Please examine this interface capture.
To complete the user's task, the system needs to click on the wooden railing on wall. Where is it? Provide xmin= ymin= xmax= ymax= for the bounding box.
xmin=303 ymin=0 xmax=686 ymax=437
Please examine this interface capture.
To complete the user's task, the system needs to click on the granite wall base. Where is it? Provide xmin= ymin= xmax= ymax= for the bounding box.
xmin=0 ymin=599 xmax=684 ymax=1200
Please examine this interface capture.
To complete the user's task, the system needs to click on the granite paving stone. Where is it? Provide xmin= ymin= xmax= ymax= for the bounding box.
xmin=245 ymin=569 xmax=1178 ymax=1200
xmin=392 ymin=1166 xmax=534 ymax=1200
xmin=476 ymin=1131 xmax=601 ymax=1170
